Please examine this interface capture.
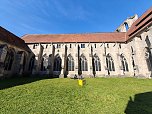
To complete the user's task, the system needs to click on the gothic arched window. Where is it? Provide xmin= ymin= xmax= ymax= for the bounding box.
xmin=4 ymin=49 xmax=14 ymax=71
xmin=67 ymin=54 xmax=74 ymax=71
xmin=124 ymin=22 xmax=129 ymax=31
xmin=120 ymin=54 xmax=129 ymax=71
xmin=106 ymin=54 xmax=115 ymax=71
xmin=54 ymin=54 xmax=62 ymax=71
xmin=28 ymin=56 xmax=35 ymax=71
xmin=80 ymin=54 xmax=88 ymax=71
xmin=94 ymin=54 xmax=101 ymax=71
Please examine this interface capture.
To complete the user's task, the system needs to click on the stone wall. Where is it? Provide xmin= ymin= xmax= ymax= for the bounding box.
xmin=0 ymin=41 xmax=33 ymax=78
xmin=26 ymin=25 xmax=152 ymax=79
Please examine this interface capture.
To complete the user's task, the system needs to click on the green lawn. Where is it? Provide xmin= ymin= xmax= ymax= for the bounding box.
xmin=0 ymin=77 xmax=152 ymax=114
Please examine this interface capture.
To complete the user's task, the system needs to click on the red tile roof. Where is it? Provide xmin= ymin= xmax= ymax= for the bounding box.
xmin=0 ymin=26 xmax=31 ymax=52
xmin=21 ymin=7 xmax=152 ymax=44
xmin=127 ymin=6 xmax=152 ymax=39
xmin=22 ymin=32 xmax=126 ymax=43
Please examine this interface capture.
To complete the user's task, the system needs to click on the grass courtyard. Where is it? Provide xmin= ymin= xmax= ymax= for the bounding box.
xmin=0 ymin=77 xmax=152 ymax=114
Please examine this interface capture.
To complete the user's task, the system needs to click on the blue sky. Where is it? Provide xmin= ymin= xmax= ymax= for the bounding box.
xmin=0 ymin=0 xmax=152 ymax=37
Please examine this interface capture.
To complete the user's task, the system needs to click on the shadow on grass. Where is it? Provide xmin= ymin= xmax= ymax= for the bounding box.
xmin=0 ymin=76 xmax=54 ymax=90
xmin=125 ymin=92 xmax=152 ymax=114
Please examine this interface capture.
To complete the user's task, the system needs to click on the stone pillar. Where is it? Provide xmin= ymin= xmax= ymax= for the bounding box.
xmin=33 ymin=44 xmax=43 ymax=74
xmin=100 ymin=48 xmax=106 ymax=76
xmin=59 ymin=45 xmax=65 ymax=78
xmin=112 ymin=44 xmax=121 ymax=76
xmin=10 ymin=49 xmax=17 ymax=76
xmin=75 ymin=44 xmax=79 ymax=75
xmin=103 ymin=44 xmax=108 ymax=76
xmin=117 ymin=44 xmax=123 ymax=76
xmin=39 ymin=45 xmax=43 ymax=73
xmin=50 ymin=45 xmax=55 ymax=76
xmin=89 ymin=45 xmax=94 ymax=77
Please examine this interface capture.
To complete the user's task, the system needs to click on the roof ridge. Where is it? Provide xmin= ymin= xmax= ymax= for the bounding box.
xmin=22 ymin=32 xmax=126 ymax=36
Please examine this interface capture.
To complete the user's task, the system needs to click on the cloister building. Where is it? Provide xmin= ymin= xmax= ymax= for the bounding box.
xmin=0 ymin=7 xmax=152 ymax=78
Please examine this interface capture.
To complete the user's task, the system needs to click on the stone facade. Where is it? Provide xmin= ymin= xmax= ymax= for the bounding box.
xmin=0 ymin=7 xmax=152 ymax=79
xmin=0 ymin=27 xmax=34 ymax=78
xmin=26 ymin=29 xmax=152 ymax=79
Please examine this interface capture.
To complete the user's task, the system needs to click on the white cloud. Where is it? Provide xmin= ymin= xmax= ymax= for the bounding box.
xmin=50 ymin=0 xmax=91 ymax=20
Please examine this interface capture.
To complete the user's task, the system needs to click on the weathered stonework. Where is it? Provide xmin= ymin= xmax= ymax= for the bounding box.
xmin=0 ymin=7 xmax=152 ymax=79
xmin=0 ymin=31 xmax=34 ymax=78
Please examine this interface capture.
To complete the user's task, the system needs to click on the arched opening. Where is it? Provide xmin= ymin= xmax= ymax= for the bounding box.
xmin=124 ymin=22 xmax=129 ymax=31
xmin=53 ymin=54 xmax=62 ymax=71
xmin=28 ymin=56 xmax=35 ymax=72
xmin=120 ymin=54 xmax=129 ymax=72
xmin=40 ymin=54 xmax=51 ymax=74
xmin=80 ymin=54 xmax=88 ymax=71
xmin=4 ymin=49 xmax=15 ymax=71
xmin=67 ymin=54 xmax=74 ymax=71
xmin=106 ymin=54 xmax=115 ymax=72
xmin=17 ymin=51 xmax=27 ymax=74
xmin=93 ymin=54 xmax=101 ymax=71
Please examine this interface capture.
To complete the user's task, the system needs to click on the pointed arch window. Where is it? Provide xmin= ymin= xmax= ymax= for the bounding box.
xmin=28 ymin=56 xmax=35 ymax=71
xmin=54 ymin=54 xmax=62 ymax=71
xmin=80 ymin=54 xmax=88 ymax=71
xmin=94 ymin=54 xmax=101 ymax=71
xmin=120 ymin=54 xmax=129 ymax=71
xmin=106 ymin=54 xmax=115 ymax=71
xmin=41 ymin=54 xmax=49 ymax=71
xmin=4 ymin=49 xmax=14 ymax=71
xmin=124 ymin=22 xmax=129 ymax=31
xmin=67 ymin=54 xmax=74 ymax=71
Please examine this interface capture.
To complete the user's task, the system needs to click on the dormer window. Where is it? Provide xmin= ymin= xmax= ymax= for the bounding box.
xmin=94 ymin=44 xmax=96 ymax=48
xmin=57 ymin=44 xmax=61 ymax=48
xmin=70 ymin=44 xmax=72 ymax=48
xmin=33 ymin=44 xmax=36 ymax=49
xmin=81 ymin=44 xmax=85 ymax=48
xmin=119 ymin=44 xmax=121 ymax=49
